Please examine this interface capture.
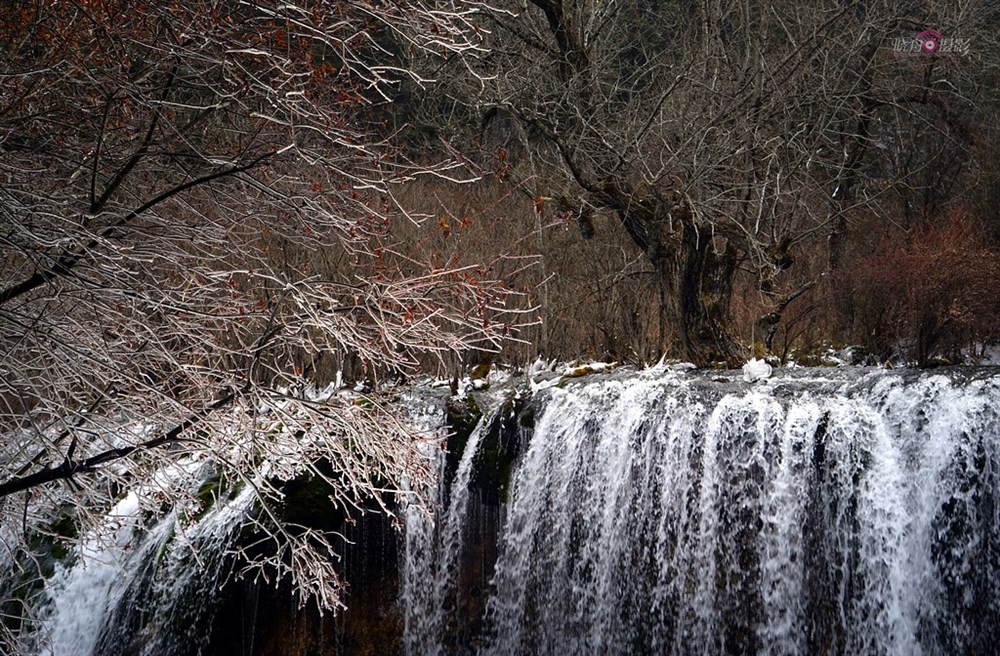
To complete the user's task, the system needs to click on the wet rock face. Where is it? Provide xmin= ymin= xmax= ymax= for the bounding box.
xmin=193 ymin=386 xmax=532 ymax=656
xmin=448 ymin=392 xmax=533 ymax=651
xmin=465 ymin=394 xmax=529 ymax=507
xmin=204 ymin=487 xmax=405 ymax=656
xmin=445 ymin=394 xmax=484 ymax=493
xmin=146 ymin=387 xmax=525 ymax=656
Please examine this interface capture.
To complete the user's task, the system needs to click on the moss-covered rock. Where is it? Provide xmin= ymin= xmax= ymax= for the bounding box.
xmin=469 ymin=360 xmax=493 ymax=382
xmin=470 ymin=394 xmax=527 ymax=505
xmin=193 ymin=469 xmax=246 ymax=521
xmin=1 ymin=506 xmax=80 ymax=640
xmin=444 ymin=394 xmax=483 ymax=491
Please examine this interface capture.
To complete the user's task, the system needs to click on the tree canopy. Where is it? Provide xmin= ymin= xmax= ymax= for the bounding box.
xmin=0 ymin=0 xmax=511 ymax=629
xmin=415 ymin=0 xmax=1000 ymax=364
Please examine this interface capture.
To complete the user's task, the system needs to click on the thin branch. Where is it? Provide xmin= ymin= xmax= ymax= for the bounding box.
xmin=0 ymin=392 xmax=236 ymax=498
xmin=0 ymin=152 xmax=272 ymax=307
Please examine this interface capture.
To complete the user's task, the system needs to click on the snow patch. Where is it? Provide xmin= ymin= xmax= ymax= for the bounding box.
xmin=743 ymin=358 xmax=773 ymax=382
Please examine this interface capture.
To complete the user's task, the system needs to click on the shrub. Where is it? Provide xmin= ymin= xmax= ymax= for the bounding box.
xmin=834 ymin=211 xmax=1000 ymax=365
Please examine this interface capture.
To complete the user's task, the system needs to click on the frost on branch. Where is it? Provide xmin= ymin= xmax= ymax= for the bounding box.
xmin=0 ymin=0 xmax=509 ymax=617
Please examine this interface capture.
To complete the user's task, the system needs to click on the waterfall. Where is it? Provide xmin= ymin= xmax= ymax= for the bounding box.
xmin=23 ymin=462 xmax=257 ymax=656
xmin=31 ymin=491 xmax=172 ymax=656
xmin=6 ymin=385 xmax=451 ymax=656
xmin=404 ymin=402 xmax=499 ymax=656
xmin=408 ymin=367 xmax=1000 ymax=655
xmin=7 ymin=367 xmax=999 ymax=655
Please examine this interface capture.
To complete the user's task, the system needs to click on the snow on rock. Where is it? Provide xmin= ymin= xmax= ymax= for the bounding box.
xmin=742 ymin=358 xmax=773 ymax=382
xmin=560 ymin=361 xmax=617 ymax=378
xmin=529 ymin=376 xmax=562 ymax=394
xmin=528 ymin=356 xmax=558 ymax=378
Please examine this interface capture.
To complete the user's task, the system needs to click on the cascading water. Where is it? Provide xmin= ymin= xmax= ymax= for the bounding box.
xmin=6 ymin=367 xmax=999 ymax=655
xmin=404 ymin=422 xmax=470 ymax=654
xmin=30 ymin=491 xmax=174 ymax=656
xmin=3 ymin=384 xmax=451 ymax=656
xmin=21 ymin=463 xmax=258 ymax=656
xmin=406 ymin=367 xmax=1000 ymax=655
xmin=404 ymin=401 xmax=501 ymax=656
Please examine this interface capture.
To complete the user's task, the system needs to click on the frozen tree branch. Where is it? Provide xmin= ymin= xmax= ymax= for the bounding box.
xmin=0 ymin=0 xmax=512 ymax=620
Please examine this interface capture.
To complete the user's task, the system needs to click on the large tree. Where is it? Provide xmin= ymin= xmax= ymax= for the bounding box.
xmin=427 ymin=0 xmax=998 ymax=364
xmin=0 ymin=0 xmax=508 ymax=636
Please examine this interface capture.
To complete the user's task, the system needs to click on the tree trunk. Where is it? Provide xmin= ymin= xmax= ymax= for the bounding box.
xmin=654 ymin=220 xmax=740 ymax=366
